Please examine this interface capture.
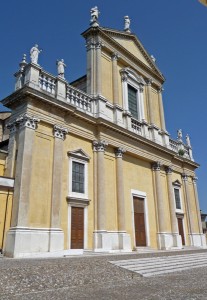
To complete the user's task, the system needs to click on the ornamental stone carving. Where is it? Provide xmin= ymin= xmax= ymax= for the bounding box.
xmin=7 ymin=114 xmax=40 ymax=132
xmin=93 ymin=140 xmax=108 ymax=152
xmin=146 ymin=78 xmax=153 ymax=86
xmin=17 ymin=114 xmax=40 ymax=130
xmin=53 ymin=125 xmax=68 ymax=140
xmin=192 ymin=176 xmax=198 ymax=184
xmin=85 ymin=40 xmax=96 ymax=51
xmin=111 ymin=52 xmax=119 ymax=61
xmin=152 ymin=161 xmax=161 ymax=171
xmin=115 ymin=147 xmax=126 ymax=158
xmin=165 ymin=165 xmax=173 ymax=174
xmin=181 ymin=173 xmax=188 ymax=181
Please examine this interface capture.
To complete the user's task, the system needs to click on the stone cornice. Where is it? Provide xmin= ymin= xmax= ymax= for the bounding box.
xmin=2 ymin=86 xmax=199 ymax=171
xmin=81 ymin=26 xmax=165 ymax=85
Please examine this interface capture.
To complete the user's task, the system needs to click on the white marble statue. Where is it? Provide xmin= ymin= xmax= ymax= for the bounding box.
xmin=186 ymin=134 xmax=191 ymax=147
xmin=124 ymin=16 xmax=131 ymax=32
xmin=56 ymin=59 xmax=66 ymax=78
xmin=30 ymin=44 xmax=42 ymax=64
xmin=177 ymin=129 xmax=183 ymax=141
xmin=90 ymin=6 xmax=100 ymax=26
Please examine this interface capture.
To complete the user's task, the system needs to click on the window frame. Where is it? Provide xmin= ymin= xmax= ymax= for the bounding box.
xmin=172 ymin=180 xmax=183 ymax=213
xmin=120 ymin=67 xmax=145 ymax=122
xmin=68 ymin=150 xmax=90 ymax=200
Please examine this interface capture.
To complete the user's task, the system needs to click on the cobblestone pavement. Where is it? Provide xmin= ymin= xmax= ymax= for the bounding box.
xmin=1 ymin=249 xmax=207 ymax=300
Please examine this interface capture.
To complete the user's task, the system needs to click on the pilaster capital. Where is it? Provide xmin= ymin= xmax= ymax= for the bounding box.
xmin=192 ymin=176 xmax=198 ymax=184
xmin=85 ymin=40 xmax=96 ymax=51
xmin=165 ymin=165 xmax=173 ymax=174
xmin=16 ymin=113 xmax=40 ymax=130
xmin=53 ymin=125 xmax=68 ymax=140
xmin=139 ymin=86 xmax=144 ymax=93
xmin=95 ymin=41 xmax=104 ymax=50
xmin=146 ymin=78 xmax=153 ymax=86
xmin=181 ymin=173 xmax=188 ymax=181
xmin=152 ymin=161 xmax=162 ymax=171
xmin=111 ymin=52 xmax=119 ymax=61
xmin=93 ymin=140 xmax=108 ymax=152
xmin=115 ymin=147 xmax=126 ymax=158
xmin=120 ymin=70 xmax=128 ymax=82
xmin=158 ymin=86 xmax=164 ymax=93
xmin=6 ymin=122 xmax=17 ymax=134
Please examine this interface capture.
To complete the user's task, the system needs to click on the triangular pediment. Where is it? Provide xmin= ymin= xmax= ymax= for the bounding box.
xmin=101 ymin=28 xmax=163 ymax=78
xmin=173 ymin=180 xmax=182 ymax=187
xmin=67 ymin=149 xmax=90 ymax=161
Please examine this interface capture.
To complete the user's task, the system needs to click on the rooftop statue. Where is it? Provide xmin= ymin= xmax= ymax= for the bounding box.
xmin=56 ymin=59 xmax=66 ymax=79
xmin=186 ymin=134 xmax=191 ymax=147
xmin=177 ymin=129 xmax=183 ymax=141
xmin=90 ymin=6 xmax=100 ymax=27
xmin=30 ymin=44 xmax=42 ymax=65
xmin=124 ymin=16 xmax=131 ymax=33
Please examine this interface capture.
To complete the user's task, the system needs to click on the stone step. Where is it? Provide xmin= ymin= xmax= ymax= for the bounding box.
xmin=113 ymin=252 xmax=207 ymax=266
xmin=110 ymin=252 xmax=207 ymax=277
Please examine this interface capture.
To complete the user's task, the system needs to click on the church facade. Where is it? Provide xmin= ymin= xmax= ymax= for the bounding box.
xmin=0 ymin=9 xmax=205 ymax=258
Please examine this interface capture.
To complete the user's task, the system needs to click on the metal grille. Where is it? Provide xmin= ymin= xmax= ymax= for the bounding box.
xmin=72 ymin=161 xmax=85 ymax=193
xmin=128 ymin=85 xmax=138 ymax=119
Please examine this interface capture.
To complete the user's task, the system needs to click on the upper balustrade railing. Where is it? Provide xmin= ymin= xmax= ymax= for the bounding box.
xmin=14 ymin=62 xmax=194 ymax=161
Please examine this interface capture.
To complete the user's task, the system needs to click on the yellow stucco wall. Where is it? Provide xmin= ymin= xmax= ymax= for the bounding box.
xmin=123 ymin=155 xmax=158 ymax=249
xmin=151 ymin=88 xmax=161 ymax=128
xmin=101 ymin=52 xmax=113 ymax=102
xmin=0 ymin=191 xmax=13 ymax=250
xmin=29 ymin=128 xmax=53 ymax=228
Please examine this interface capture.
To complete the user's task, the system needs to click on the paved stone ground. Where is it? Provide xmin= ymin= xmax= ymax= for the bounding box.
xmin=1 ymin=249 xmax=207 ymax=300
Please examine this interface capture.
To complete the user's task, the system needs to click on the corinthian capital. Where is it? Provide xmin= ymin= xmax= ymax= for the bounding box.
xmin=16 ymin=113 xmax=40 ymax=130
xmin=181 ymin=173 xmax=188 ymax=181
xmin=152 ymin=161 xmax=161 ymax=171
xmin=115 ymin=147 xmax=126 ymax=158
xmin=53 ymin=125 xmax=68 ymax=140
xmin=111 ymin=52 xmax=119 ymax=61
xmin=165 ymin=165 xmax=173 ymax=174
xmin=93 ymin=140 xmax=108 ymax=152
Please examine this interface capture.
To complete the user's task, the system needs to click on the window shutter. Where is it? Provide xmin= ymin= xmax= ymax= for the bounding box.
xmin=128 ymin=85 xmax=138 ymax=119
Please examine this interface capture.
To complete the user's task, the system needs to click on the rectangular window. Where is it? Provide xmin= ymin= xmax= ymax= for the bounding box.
xmin=128 ymin=85 xmax=138 ymax=119
xmin=174 ymin=188 xmax=181 ymax=209
xmin=72 ymin=161 xmax=85 ymax=193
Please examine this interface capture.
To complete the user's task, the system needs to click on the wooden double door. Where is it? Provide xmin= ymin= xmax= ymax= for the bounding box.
xmin=134 ymin=197 xmax=147 ymax=247
xmin=177 ymin=217 xmax=185 ymax=245
xmin=71 ymin=207 xmax=84 ymax=249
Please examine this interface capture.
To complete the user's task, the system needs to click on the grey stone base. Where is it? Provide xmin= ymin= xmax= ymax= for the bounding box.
xmin=157 ymin=232 xmax=183 ymax=250
xmin=93 ymin=231 xmax=131 ymax=252
xmin=4 ymin=227 xmax=64 ymax=258
xmin=189 ymin=233 xmax=207 ymax=247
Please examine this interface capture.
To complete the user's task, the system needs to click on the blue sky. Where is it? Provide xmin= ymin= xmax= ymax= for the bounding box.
xmin=0 ymin=0 xmax=206 ymax=210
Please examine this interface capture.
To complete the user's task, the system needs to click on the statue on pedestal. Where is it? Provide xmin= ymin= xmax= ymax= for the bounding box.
xmin=177 ymin=129 xmax=183 ymax=141
xmin=90 ymin=6 xmax=100 ymax=27
xmin=186 ymin=134 xmax=191 ymax=147
xmin=124 ymin=16 xmax=131 ymax=33
xmin=56 ymin=59 xmax=66 ymax=79
xmin=30 ymin=44 xmax=42 ymax=64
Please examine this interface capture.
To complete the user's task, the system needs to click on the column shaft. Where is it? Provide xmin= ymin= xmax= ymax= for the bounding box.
xmin=182 ymin=175 xmax=196 ymax=234
xmin=166 ymin=168 xmax=179 ymax=234
xmin=112 ymin=54 xmax=119 ymax=105
xmin=192 ymin=178 xmax=203 ymax=234
xmin=115 ymin=148 xmax=125 ymax=231
xmin=11 ymin=124 xmax=36 ymax=227
xmin=96 ymin=43 xmax=102 ymax=95
xmin=146 ymin=80 xmax=154 ymax=124
xmin=97 ymin=150 xmax=105 ymax=230
xmin=153 ymin=163 xmax=166 ymax=232
xmin=158 ymin=88 xmax=166 ymax=131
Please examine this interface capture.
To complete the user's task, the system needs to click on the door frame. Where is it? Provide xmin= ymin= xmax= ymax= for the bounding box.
xmin=131 ymin=189 xmax=150 ymax=247
xmin=67 ymin=202 xmax=88 ymax=250
xmin=177 ymin=214 xmax=186 ymax=245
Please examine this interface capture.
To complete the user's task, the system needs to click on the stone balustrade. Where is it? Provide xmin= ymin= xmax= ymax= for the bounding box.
xmin=14 ymin=62 xmax=194 ymax=161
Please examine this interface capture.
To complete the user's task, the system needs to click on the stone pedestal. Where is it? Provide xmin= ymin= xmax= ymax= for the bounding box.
xmin=189 ymin=233 xmax=207 ymax=248
xmin=93 ymin=231 xmax=131 ymax=252
xmin=4 ymin=227 xmax=64 ymax=258
xmin=157 ymin=233 xmax=182 ymax=250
